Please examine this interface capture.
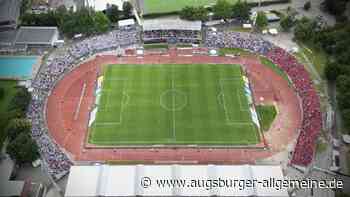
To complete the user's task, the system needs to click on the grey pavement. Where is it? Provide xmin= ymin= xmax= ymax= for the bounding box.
xmin=252 ymin=0 xmax=336 ymax=26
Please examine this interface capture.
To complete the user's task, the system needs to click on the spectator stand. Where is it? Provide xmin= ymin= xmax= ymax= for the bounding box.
xmin=142 ymin=17 xmax=202 ymax=44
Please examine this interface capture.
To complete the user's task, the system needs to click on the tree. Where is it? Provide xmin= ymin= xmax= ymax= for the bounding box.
xmin=255 ymin=11 xmax=268 ymax=30
xmin=179 ymin=6 xmax=209 ymax=21
xmin=322 ymin=0 xmax=348 ymax=16
xmin=55 ymin=5 xmax=69 ymax=27
xmin=60 ymin=8 xmax=97 ymax=37
xmin=122 ymin=1 xmax=133 ymax=18
xmin=213 ymin=0 xmax=232 ymax=20
xmin=304 ymin=1 xmax=311 ymax=10
xmin=342 ymin=108 xmax=350 ymax=129
xmin=20 ymin=0 xmax=32 ymax=15
xmin=5 ymin=118 xmax=31 ymax=142
xmin=231 ymin=0 xmax=251 ymax=21
xmin=6 ymin=133 xmax=39 ymax=165
xmin=0 ymin=87 xmax=4 ymax=100
xmin=280 ymin=15 xmax=294 ymax=32
xmin=294 ymin=17 xmax=318 ymax=41
xmin=193 ymin=6 xmax=209 ymax=21
xmin=106 ymin=5 xmax=120 ymax=23
xmin=94 ymin=12 xmax=110 ymax=33
xmin=8 ymin=87 xmax=31 ymax=116
xmin=180 ymin=6 xmax=196 ymax=20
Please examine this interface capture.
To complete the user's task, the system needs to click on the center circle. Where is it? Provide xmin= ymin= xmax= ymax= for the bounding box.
xmin=160 ymin=90 xmax=187 ymax=111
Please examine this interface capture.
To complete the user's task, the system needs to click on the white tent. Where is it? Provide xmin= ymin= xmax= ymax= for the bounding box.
xmin=268 ymin=28 xmax=278 ymax=35
xmin=243 ymin=24 xmax=252 ymax=29
xmin=118 ymin=19 xmax=135 ymax=27
xmin=65 ymin=165 xmax=288 ymax=197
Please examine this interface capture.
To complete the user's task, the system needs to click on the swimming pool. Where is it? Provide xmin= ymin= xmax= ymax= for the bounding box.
xmin=0 ymin=56 xmax=38 ymax=80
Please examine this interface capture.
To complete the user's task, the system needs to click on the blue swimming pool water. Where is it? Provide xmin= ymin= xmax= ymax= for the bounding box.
xmin=0 ymin=56 xmax=38 ymax=79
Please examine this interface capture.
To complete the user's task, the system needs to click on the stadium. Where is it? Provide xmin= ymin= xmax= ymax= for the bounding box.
xmin=28 ymin=17 xmax=321 ymax=194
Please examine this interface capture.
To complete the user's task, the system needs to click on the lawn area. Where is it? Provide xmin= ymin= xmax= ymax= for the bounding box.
xmin=256 ymin=105 xmax=277 ymax=131
xmin=260 ymin=56 xmax=292 ymax=86
xmin=0 ymin=80 xmax=18 ymax=148
xmin=315 ymin=140 xmax=328 ymax=153
xmin=297 ymin=43 xmax=328 ymax=78
xmin=144 ymin=0 xmax=237 ymax=14
xmin=143 ymin=43 xmax=169 ymax=49
xmin=89 ymin=64 xmax=260 ymax=146
xmin=218 ymin=48 xmax=251 ymax=56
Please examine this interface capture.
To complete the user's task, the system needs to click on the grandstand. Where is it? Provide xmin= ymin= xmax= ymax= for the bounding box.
xmin=143 ymin=18 xmax=202 ymax=44
xmin=65 ymin=165 xmax=288 ymax=197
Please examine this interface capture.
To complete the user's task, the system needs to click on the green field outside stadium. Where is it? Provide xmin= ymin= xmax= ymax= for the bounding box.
xmin=143 ymin=0 xmax=238 ymax=14
xmin=89 ymin=64 xmax=260 ymax=146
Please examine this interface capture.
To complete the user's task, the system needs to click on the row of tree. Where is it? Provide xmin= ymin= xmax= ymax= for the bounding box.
xmin=322 ymin=0 xmax=349 ymax=21
xmin=179 ymin=0 xmax=250 ymax=22
xmin=1 ymin=87 xmax=39 ymax=164
xmin=293 ymin=17 xmax=350 ymax=130
xmin=20 ymin=2 xmax=133 ymax=38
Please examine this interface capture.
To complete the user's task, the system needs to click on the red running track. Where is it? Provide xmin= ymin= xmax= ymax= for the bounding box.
xmin=46 ymin=49 xmax=301 ymax=163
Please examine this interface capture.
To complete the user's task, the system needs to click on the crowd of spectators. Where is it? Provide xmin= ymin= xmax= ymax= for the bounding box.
xmin=205 ymin=30 xmax=273 ymax=55
xmin=204 ymin=29 xmax=321 ymax=166
xmin=28 ymin=28 xmax=141 ymax=179
xmin=143 ymin=30 xmax=201 ymax=44
xmin=267 ymin=48 xmax=322 ymax=166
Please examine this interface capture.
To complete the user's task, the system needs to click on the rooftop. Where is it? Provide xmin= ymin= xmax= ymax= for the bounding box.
xmin=0 ymin=0 xmax=20 ymax=23
xmin=0 ymin=157 xmax=25 ymax=197
xmin=15 ymin=26 xmax=59 ymax=45
xmin=65 ymin=164 xmax=288 ymax=197
xmin=143 ymin=18 xmax=202 ymax=31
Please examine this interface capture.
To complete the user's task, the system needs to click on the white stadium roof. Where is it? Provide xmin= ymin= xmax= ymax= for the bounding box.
xmin=143 ymin=18 xmax=202 ymax=31
xmin=65 ymin=165 xmax=288 ymax=197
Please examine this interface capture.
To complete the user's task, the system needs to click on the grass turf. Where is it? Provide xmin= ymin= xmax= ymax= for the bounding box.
xmin=89 ymin=64 xmax=259 ymax=145
xmin=218 ymin=48 xmax=252 ymax=57
xmin=143 ymin=43 xmax=169 ymax=49
xmin=260 ymin=56 xmax=292 ymax=86
xmin=144 ymin=0 xmax=237 ymax=14
xmin=256 ymin=105 xmax=277 ymax=131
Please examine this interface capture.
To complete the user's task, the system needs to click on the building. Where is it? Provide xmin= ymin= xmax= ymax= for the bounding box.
xmin=0 ymin=157 xmax=25 ymax=197
xmin=14 ymin=26 xmax=59 ymax=47
xmin=0 ymin=0 xmax=21 ymax=31
xmin=65 ymin=164 xmax=289 ymax=197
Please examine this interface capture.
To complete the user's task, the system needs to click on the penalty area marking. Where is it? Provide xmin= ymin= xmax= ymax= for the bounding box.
xmin=95 ymin=79 xmax=129 ymax=126
xmin=218 ymin=78 xmax=251 ymax=125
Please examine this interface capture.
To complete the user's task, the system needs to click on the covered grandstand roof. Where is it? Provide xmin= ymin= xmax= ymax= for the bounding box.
xmin=65 ymin=165 xmax=288 ymax=197
xmin=143 ymin=18 xmax=202 ymax=31
xmin=14 ymin=26 xmax=59 ymax=46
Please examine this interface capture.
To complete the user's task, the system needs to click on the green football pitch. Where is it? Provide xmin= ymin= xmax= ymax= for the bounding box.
xmin=143 ymin=0 xmax=238 ymax=14
xmin=88 ymin=64 xmax=260 ymax=146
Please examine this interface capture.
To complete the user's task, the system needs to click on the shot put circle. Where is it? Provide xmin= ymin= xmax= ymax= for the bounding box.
xmin=160 ymin=90 xmax=187 ymax=111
